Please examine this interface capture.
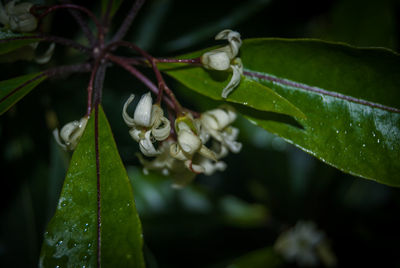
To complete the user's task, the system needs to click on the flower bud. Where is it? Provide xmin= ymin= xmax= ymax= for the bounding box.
xmin=201 ymin=50 xmax=231 ymax=71
xmin=177 ymin=129 xmax=202 ymax=154
xmin=133 ymin=92 xmax=153 ymax=127
xmin=53 ymin=116 xmax=88 ymax=151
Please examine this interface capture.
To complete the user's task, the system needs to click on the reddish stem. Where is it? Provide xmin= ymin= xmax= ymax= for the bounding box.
xmin=155 ymin=58 xmax=201 ymax=64
xmin=106 ymin=41 xmax=184 ymax=115
xmin=107 ymin=54 xmax=176 ymax=110
xmin=37 ymin=4 xmax=103 ymax=42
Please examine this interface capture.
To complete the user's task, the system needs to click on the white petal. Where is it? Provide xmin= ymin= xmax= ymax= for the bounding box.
xmin=221 ymin=59 xmax=243 ymax=98
xmin=184 ymin=160 xmax=205 ymax=174
xmin=57 ymin=117 xmax=88 ymax=151
xmin=199 ymin=145 xmax=217 ymax=161
xmin=215 ymin=29 xmax=242 ymax=57
xmin=169 ymin=143 xmax=188 ymax=161
xmin=224 ymin=139 xmax=242 ymax=153
xmin=52 ymin=129 xmax=67 ymax=150
xmin=35 ymin=43 xmax=55 ymax=64
xmin=134 ymin=92 xmax=153 ymax=127
xmin=139 ymin=131 xmax=159 ymax=156
xmin=128 ymin=128 xmax=142 ymax=142
xmin=200 ymin=158 xmax=227 ymax=176
xmin=152 ymin=116 xmax=171 ymax=141
xmin=177 ymin=130 xmax=201 ymax=154
xmin=122 ymin=94 xmax=136 ymax=127
xmin=201 ymin=50 xmax=231 ymax=71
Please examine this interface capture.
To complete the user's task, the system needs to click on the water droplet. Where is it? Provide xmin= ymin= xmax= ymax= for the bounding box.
xmin=57 ymin=240 xmax=63 ymax=246
xmin=344 ymin=130 xmax=347 ymax=134
xmin=349 ymin=123 xmax=352 ymax=127
xmin=127 ymin=203 xmax=130 ymax=207
xmin=84 ymin=228 xmax=88 ymax=232
xmin=61 ymin=202 xmax=67 ymax=207
xmin=377 ymin=139 xmax=380 ymax=143
xmin=85 ymin=223 xmax=89 ymax=227
xmin=87 ymin=243 xmax=92 ymax=248
xmin=372 ymin=132 xmax=376 ymax=137
xmin=336 ymin=130 xmax=339 ymax=134
xmin=362 ymin=144 xmax=366 ymax=148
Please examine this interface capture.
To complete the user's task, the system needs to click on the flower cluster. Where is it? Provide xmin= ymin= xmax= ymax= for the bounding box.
xmin=0 ymin=0 xmax=37 ymax=32
xmin=201 ymin=29 xmax=243 ymax=98
xmin=274 ymin=221 xmax=337 ymax=267
xmin=53 ymin=116 xmax=88 ymax=151
xmin=123 ymin=92 xmax=242 ymax=188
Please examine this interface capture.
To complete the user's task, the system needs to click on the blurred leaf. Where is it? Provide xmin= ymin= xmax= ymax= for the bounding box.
xmin=227 ymin=247 xmax=283 ymax=268
xmin=219 ymin=196 xmax=269 ymax=228
xmin=240 ymin=38 xmax=400 ymax=186
xmin=40 ymin=106 xmax=145 ymax=267
xmin=101 ymin=0 xmax=124 ymax=18
xmin=163 ymin=0 xmax=272 ymax=52
xmin=160 ymin=51 xmax=305 ymax=119
xmin=327 ymin=0 xmax=397 ymax=48
xmin=0 ymin=72 xmax=47 ymax=116
xmin=0 ymin=31 xmax=40 ymax=55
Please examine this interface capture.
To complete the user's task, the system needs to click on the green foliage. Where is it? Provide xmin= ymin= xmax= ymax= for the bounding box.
xmin=164 ymin=39 xmax=400 ymax=186
xmin=0 ymin=31 xmax=40 ymax=55
xmin=101 ymin=0 xmax=124 ymax=18
xmin=40 ymin=106 xmax=144 ymax=267
xmin=0 ymin=72 xmax=46 ymax=115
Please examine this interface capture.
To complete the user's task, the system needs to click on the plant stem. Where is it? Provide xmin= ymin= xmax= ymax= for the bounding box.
xmin=107 ymin=54 xmax=176 ymax=110
xmin=156 ymin=58 xmax=201 ymax=64
xmin=59 ymin=0 xmax=95 ymax=45
xmin=102 ymin=0 xmax=114 ymax=29
xmin=107 ymin=41 xmax=184 ymax=115
xmin=110 ymin=0 xmax=146 ymax=43
xmin=38 ymin=4 xmax=103 ymax=42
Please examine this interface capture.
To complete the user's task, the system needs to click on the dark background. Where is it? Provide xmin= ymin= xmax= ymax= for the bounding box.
xmin=0 ymin=0 xmax=399 ymax=267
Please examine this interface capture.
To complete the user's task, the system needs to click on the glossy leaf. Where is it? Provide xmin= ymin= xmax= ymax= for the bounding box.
xmin=240 ymin=39 xmax=400 ymax=186
xmin=0 ymin=31 xmax=40 ymax=55
xmin=227 ymin=247 xmax=283 ymax=268
xmin=40 ymin=106 xmax=145 ymax=267
xmin=101 ymin=0 xmax=124 ymax=18
xmin=0 ymin=72 xmax=47 ymax=115
xmin=161 ymin=53 xmax=305 ymax=119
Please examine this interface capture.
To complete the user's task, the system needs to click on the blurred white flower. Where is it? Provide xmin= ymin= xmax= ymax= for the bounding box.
xmin=275 ymin=221 xmax=336 ymax=267
xmin=200 ymin=106 xmax=242 ymax=157
xmin=53 ymin=116 xmax=88 ymax=151
xmin=0 ymin=0 xmax=37 ymax=32
xmin=123 ymin=93 xmax=171 ymax=156
xmin=201 ymin=29 xmax=243 ymax=98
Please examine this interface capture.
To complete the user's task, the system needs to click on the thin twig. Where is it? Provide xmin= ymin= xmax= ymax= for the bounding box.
xmin=110 ymin=0 xmax=146 ymax=43
xmin=37 ymin=4 xmax=103 ymax=41
xmin=107 ymin=41 xmax=184 ymax=115
xmin=156 ymin=58 xmax=201 ymax=64
xmin=59 ymin=0 xmax=95 ymax=45
xmin=107 ymin=54 xmax=176 ymax=110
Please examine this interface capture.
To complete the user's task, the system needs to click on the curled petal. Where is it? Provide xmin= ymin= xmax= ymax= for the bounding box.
xmin=170 ymin=143 xmax=188 ymax=161
xmin=139 ymin=131 xmax=159 ymax=156
xmin=122 ymin=94 xmax=136 ymax=127
xmin=224 ymin=138 xmax=242 ymax=153
xmin=52 ymin=129 xmax=67 ymax=150
xmin=177 ymin=130 xmax=202 ymax=154
xmin=128 ymin=128 xmax=142 ymax=142
xmin=212 ymin=142 xmax=229 ymax=159
xmin=150 ymin=104 xmax=164 ymax=126
xmin=152 ymin=116 xmax=171 ymax=141
xmin=56 ymin=117 xmax=88 ymax=151
xmin=221 ymin=58 xmax=243 ymax=98
xmin=215 ymin=29 xmax=242 ymax=57
xmin=184 ymin=160 xmax=205 ymax=174
xmin=199 ymin=158 xmax=227 ymax=176
xmin=35 ymin=43 xmax=55 ymax=64
xmin=199 ymin=145 xmax=217 ymax=162
xmin=134 ymin=92 xmax=153 ymax=127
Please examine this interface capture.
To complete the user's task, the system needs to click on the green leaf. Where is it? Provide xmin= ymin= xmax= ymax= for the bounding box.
xmin=40 ymin=106 xmax=145 ymax=267
xmin=161 ymin=53 xmax=305 ymax=119
xmin=0 ymin=31 xmax=40 ymax=55
xmin=101 ymin=0 xmax=124 ymax=18
xmin=240 ymin=38 xmax=400 ymax=186
xmin=0 ymin=72 xmax=47 ymax=115
xmin=227 ymin=247 xmax=283 ymax=268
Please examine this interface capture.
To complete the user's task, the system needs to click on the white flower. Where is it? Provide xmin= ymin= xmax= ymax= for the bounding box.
xmin=0 ymin=0 xmax=37 ymax=32
xmin=274 ymin=221 xmax=324 ymax=267
xmin=53 ymin=116 xmax=88 ymax=151
xmin=201 ymin=29 xmax=243 ymax=98
xmin=170 ymin=116 xmax=217 ymax=173
xmin=200 ymin=106 xmax=242 ymax=156
xmin=123 ymin=93 xmax=171 ymax=157
xmin=35 ymin=43 xmax=55 ymax=64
